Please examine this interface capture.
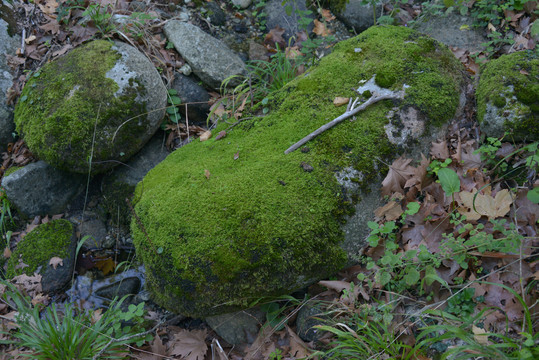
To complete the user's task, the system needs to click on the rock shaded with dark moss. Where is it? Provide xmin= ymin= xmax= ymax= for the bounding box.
xmin=131 ymin=26 xmax=466 ymax=317
xmin=14 ymin=40 xmax=167 ymax=174
xmin=6 ymin=219 xmax=76 ymax=293
xmin=477 ymin=50 xmax=539 ymax=142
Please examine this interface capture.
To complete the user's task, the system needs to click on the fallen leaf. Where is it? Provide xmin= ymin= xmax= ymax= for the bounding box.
xmin=313 ymin=19 xmax=331 ymax=37
xmin=374 ymin=201 xmax=403 ymax=221
xmin=381 ymin=157 xmax=415 ymax=196
xmin=204 ymin=169 xmax=211 ymax=179
xmin=286 ymin=325 xmax=310 ymax=358
xmin=31 ymin=293 xmax=50 ymax=307
xmin=333 ymin=97 xmax=349 ymax=106
xmin=487 ymin=23 xmax=496 ymax=31
xmin=170 ymin=329 xmax=208 ymax=360
xmin=320 ymin=9 xmax=335 ymax=21
xmin=458 ymin=189 xmax=513 ymax=220
xmin=215 ymin=130 xmax=227 ymax=141
xmin=234 ymin=152 xmax=239 ymax=160
xmin=199 ymin=130 xmax=212 ymax=141
xmin=94 ymin=258 xmax=115 ymax=275
xmin=48 ymin=256 xmax=63 ymax=269
xmin=3 ymin=247 xmax=11 ymax=259
xmin=264 ymin=26 xmax=286 ymax=50
xmin=430 ymin=141 xmax=449 ymax=159
xmin=37 ymin=0 xmax=59 ymax=16
xmin=24 ymin=35 xmax=37 ymax=44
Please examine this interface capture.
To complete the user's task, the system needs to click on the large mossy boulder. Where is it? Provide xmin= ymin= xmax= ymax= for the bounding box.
xmin=14 ymin=40 xmax=167 ymax=174
xmin=476 ymin=50 xmax=539 ymax=142
xmin=132 ymin=26 xmax=467 ymax=317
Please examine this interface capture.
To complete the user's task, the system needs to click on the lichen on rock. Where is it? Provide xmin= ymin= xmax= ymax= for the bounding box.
xmin=14 ymin=40 xmax=167 ymax=174
xmin=476 ymin=50 xmax=539 ymax=142
xmin=131 ymin=25 xmax=466 ymax=317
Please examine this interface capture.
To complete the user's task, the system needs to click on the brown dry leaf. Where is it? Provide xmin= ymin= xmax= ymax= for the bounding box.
xmin=320 ymin=9 xmax=335 ymax=21
xmin=264 ymin=26 xmax=286 ymax=50
xmin=285 ymin=45 xmax=302 ymax=59
xmin=199 ymin=130 xmax=212 ymax=142
xmin=210 ymin=339 xmax=229 ymax=360
xmin=487 ymin=23 xmax=496 ymax=31
xmin=37 ymin=0 xmax=59 ymax=16
xmin=204 ymin=169 xmax=211 ymax=179
xmin=313 ymin=19 xmax=331 ymax=37
xmin=48 ymin=257 xmax=63 ymax=269
xmin=472 ymin=325 xmax=489 ymax=345
xmin=12 ymin=273 xmax=42 ymax=295
xmin=3 ymin=247 xmax=11 ymax=259
xmin=430 ymin=141 xmax=449 ymax=159
xmin=245 ymin=325 xmax=274 ymax=360
xmin=94 ymin=258 xmax=115 ymax=275
xmin=170 ymin=329 xmax=208 ymax=360
xmin=24 ymin=35 xmax=37 ymax=44
xmin=381 ymin=157 xmax=415 ymax=196
xmin=39 ymin=21 xmax=61 ymax=34
xmin=333 ymin=97 xmax=349 ymax=107
xmin=374 ymin=201 xmax=403 ymax=221
xmin=286 ymin=325 xmax=310 ymax=358
xmin=233 ymin=152 xmax=239 ymax=160
xmin=215 ymin=131 xmax=227 ymax=141
xmin=31 ymin=293 xmax=49 ymax=307
xmin=458 ymin=188 xmax=512 ymax=220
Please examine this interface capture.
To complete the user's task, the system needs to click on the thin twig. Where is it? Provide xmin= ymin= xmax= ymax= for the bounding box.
xmin=284 ymin=90 xmax=403 ymax=154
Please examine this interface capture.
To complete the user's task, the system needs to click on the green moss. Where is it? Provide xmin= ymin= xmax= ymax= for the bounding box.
xmin=13 ymin=40 xmax=147 ymax=174
xmin=3 ymin=166 xmax=21 ymax=177
xmin=477 ymin=50 xmax=539 ymax=141
xmin=6 ymin=219 xmax=73 ymax=278
xmin=131 ymin=26 xmax=464 ymax=317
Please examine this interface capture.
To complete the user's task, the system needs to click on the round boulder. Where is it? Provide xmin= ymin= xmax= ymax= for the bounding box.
xmin=14 ymin=40 xmax=167 ymax=174
xmin=476 ymin=50 xmax=538 ymax=142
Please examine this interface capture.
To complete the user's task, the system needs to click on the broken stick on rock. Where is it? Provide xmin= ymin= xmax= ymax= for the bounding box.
xmin=284 ymin=76 xmax=407 ymax=154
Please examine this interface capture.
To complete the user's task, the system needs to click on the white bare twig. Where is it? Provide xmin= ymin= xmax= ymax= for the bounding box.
xmin=284 ymin=78 xmax=406 ymax=154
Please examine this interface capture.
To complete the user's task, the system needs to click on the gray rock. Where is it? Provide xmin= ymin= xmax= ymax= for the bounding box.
xmin=329 ymin=0 xmax=381 ymax=34
xmin=95 ymin=276 xmax=141 ymax=300
xmin=0 ymin=1 xmax=20 ymax=152
xmin=101 ymin=133 xmax=169 ymax=228
xmin=14 ymin=40 xmax=167 ymax=174
xmin=171 ymin=73 xmax=211 ymax=126
xmin=231 ymin=0 xmax=252 ymax=9
xmin=415 ymin=12 xmax=487 ymax=52
xmin=1 ymin=161 xmax=84 ymax=218
xmin=206 ymin=308 xmax=266 ymax=345
xmin=265 ymin=0 xmax=314 ymax=42
xmin=296 ymin=302 xmax=328 ymax=342
xmin=205 ymin=2 xmax=226 ymax=27
xmin=164 ymin=21 xmax=247 ymax=89
xmin=78 ymin=218 xmax=109 ymax=250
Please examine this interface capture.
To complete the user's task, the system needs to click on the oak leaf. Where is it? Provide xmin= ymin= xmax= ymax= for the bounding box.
xmin=381 ymin=157 xmax=415 ymax=196
xmin=48 ymin=256 xmax=63 ymax=269
xmin=170 ymin=329 xmax=208 ymax=360
xmin=458 ymin=188 xmax=512 ymax=220
xmin=313 ymin=19 xmax=331 ymax=37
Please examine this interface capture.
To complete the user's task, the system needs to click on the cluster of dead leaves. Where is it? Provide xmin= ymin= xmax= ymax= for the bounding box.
xmin=0 ymin=139 xmax=36 ymax=180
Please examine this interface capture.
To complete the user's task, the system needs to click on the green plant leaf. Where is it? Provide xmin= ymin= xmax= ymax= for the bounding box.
xmin=527 ymin=187 xmax=539 ymax=204
xmin=170 ymin=96 xmax=182 ymax=105
xmin=437 ymin=168 xmax=460 ymax=196
xmin=404 ymin=267 xmax=420 ymax=286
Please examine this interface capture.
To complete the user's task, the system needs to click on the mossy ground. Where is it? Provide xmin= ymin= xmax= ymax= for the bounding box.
xmin=6 ymin=219 xmax=73 ymax=278
xmin=476 ymin=50 xmax=539 ymax=141
xmin=13 ymin=40 xmax=147 ymax=174
xmin=131 ymin=25 xmax=464 ymax=317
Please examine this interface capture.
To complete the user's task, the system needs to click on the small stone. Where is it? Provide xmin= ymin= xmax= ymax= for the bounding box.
xmin=301 ymin=162 xmax=313 ymax=172
xmin=300 ymin=147 xmax=310 ymax=153
xmin=179 ymin=63 xmax=192 ymax=76
xmin=231 ymin=0 xmax=252 ymax=9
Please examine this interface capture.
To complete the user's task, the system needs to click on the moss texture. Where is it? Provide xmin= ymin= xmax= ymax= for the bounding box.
xmin=6 ymin=219 xmax=73 ymax=278
xmin=131 ymin=26 xmax=464 ymax=317
xmin=476 ymin=50 xmax=539 ymax=141
xmin=13 ymin=40 xmax=148 ymax=174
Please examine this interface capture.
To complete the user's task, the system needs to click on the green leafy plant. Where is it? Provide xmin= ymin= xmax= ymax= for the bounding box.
xmin=166 ymin=89 xmax=182 ymax=124
xmin=82 ymin=3 xmax=115 ymax=36
xmin=252 ymin=0 xmax=268 ymax=31
xmin=0 ymin=282 xmax=150 ymax=359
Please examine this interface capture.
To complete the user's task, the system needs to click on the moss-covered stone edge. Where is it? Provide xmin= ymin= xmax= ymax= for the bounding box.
xmin=13 ymin=40 xmax=148 ymax=174
xmin=6 ymin=219 xmax=74 ymax=278
xmin=131 ymin=25 xmax=465 ymax=317
xmin=476 ymin=50 xmax=539 ymax=141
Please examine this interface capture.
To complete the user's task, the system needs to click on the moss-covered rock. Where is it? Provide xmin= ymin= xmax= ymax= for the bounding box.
xmin=477 ymin=50 xmax=539 ymax=142
xmin=6 ymin=219 xmax=76 ymax=292
xmin=14 ymin=40 xmax=167 ymax=174
xmin=131 ymin=25 xmax=466 ymax=317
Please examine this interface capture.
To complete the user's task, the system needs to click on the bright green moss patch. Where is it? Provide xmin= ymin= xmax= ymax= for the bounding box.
xmin=477 ymin=50 xmax=539 ymax=141
xmin=6 ymin=219 xmax=73 ymax=278
xmin=131 ymin=26 xmax=464 ymax=317
xmin=13 ymin=40 xmax=148 ymax=174
xmin=3 ymin=166 xmax=21 ymax=177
